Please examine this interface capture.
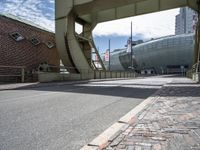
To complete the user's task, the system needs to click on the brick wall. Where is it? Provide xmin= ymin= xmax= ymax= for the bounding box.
xmin=0 ymin=15 xmax=60 ymax=82
xmin=0 ymin=15 xmax=60 ymax=69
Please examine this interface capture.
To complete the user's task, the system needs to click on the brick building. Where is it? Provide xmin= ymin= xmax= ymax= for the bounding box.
xmin=0 ymin=13 xmax=60 ymax=82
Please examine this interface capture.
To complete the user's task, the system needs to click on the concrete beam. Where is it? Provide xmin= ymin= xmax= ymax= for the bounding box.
xmin=73 ymin=0 xmax=197 ymax=24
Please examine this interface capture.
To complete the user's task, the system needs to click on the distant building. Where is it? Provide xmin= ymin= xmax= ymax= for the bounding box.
xmin=175 ymin=7 xmax=198 ymax=35
xmin=0 ymin=13 xmax=60 ymax=82
xmin=102 ymin=34 xmax=194 ymax=74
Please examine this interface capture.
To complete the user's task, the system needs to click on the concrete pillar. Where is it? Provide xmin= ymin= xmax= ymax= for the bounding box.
xmin=193 ymin=1 xmax=200 ymax=73
xmin=67 ymin=12 xmax=92 ymax=71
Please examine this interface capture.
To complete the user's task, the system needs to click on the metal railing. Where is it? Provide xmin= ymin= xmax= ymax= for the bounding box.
xmin=186 ymin=62 xmax=200 ymax=78
xmin=38 ymin=65 xmax=137 ymax=82
xmin=0 ymin=65 xmax=137 ymax=83
xmin=0 ymin=65 xmax=25 ymax=83
xmin=42 ymin=65 xmax=136 ymax=77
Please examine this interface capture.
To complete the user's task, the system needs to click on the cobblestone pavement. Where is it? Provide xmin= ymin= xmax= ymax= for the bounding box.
xmin=105 ymin=78 xmax=200 ymax=150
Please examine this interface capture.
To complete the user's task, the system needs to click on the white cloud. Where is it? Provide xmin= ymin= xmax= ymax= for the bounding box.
xmin=0 ymin=0 xmax=55 ymax=32
xmin=0 ymin=0 xmax=179 ymax=38
xmin=93 ymin=8 xmax=179 ymax=39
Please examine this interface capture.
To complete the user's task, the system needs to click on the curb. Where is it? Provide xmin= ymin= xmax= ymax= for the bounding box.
xmin=0 ymin=78 xmax=136 ymax=91
xmin=80 ymin=86 xmax=164 ymax=150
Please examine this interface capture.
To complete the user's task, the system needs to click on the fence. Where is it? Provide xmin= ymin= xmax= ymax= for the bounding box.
xmin=0 ymin=65 xmax=25 ymax=83
xmin=93 ymin=70 xmax=136 ymax=79
xmin=0 ymin=65 xmax=137 ymax=83
xmin=38 ymin=66 xmax=137 ymax=82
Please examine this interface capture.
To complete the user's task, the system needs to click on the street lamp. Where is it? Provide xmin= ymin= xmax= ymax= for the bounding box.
xmin=108 ymin=39 xmax=111 ymax=71
xmin=128 ymin=22 xmax=134 ymax=72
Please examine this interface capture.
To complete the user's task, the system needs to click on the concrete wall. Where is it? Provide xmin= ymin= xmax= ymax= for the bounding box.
xmin=192 ymin=72 xmax=200 ymax=83
xmin=38 ymin=72 xmax=80 ymax=82
xmin=38 ymin=71 xmax=137 ymax=82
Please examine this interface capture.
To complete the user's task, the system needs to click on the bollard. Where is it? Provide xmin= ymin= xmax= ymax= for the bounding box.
xmin=21 ymin=68 xmax=25 ymax=83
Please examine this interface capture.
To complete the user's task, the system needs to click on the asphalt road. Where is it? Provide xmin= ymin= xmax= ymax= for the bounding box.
xmin=0 ymin=76 xmax=172 ymax=150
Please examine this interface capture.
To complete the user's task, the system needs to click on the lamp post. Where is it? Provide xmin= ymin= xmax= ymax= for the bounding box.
xmin=109 ymin=39 xmax=111 ymax=71
xmin=130 ymin=22 xmax=134 ymax=71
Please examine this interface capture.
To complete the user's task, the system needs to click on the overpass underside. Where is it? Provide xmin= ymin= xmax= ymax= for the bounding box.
xmin=55 ymin=0 xmax=199 ymax=77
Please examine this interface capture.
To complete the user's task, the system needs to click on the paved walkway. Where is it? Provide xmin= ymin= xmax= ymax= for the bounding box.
xmin=103 ymin=78 xmax=200 ymax=150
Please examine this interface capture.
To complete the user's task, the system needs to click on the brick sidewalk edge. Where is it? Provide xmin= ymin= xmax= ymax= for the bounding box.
xmin=80 ymin=83 xmax=166 ymax=150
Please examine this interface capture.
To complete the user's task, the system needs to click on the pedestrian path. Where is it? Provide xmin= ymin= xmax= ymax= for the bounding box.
xmin=83 ymin=78 xmax=200 ymax=150
xmin=105 ymin=78 xmax=200 ymax=150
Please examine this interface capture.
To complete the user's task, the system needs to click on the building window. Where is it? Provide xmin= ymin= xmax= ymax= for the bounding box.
xmin=9 ymin=32 xmax=24 ymax=42
xmin=46 ymin=41 xmax=55 ymax=48
xmin=31 ymin=37 xmax=40 ymax=45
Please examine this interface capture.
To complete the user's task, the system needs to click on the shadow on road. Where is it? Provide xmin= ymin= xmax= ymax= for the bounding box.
xmin=23 ymin=83 xmax=160 ymax=99
xmin=19 ymin=81 xmax=200 ymax=98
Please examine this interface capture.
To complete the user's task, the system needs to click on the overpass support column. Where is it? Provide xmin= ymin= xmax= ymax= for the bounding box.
xmin=194 ymin=0 xmax=200 ymax=73
xmin=80 ymin=22 xmax=106 ymax=70
xmin=66 ymin=12 xmax=93 ymax=74
xmin=55 ymin=0 xmax=92 ymax=74
xmin=78 ymin=22 xmax=94 ymax=68
xmin=55 ymin=1 xmax=78 ymax=73
xmin=55 ymin=0 xmax=105 ymax=75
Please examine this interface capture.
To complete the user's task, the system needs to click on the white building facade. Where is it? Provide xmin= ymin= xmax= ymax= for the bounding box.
xmin=175 ymin=7 xmax=198 ymax=35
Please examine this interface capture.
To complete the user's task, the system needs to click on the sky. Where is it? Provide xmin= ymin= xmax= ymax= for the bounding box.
xmin=0 ymin=0 xmax=179 ymax=53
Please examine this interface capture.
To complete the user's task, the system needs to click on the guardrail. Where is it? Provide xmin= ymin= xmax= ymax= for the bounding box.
xmin=0 ymin=65 xmax=137 ymax=83
xmin=38 ymin=66 xmax=137 ymax=82
xmin=93 ymin=70 xmax=136 ymax=79
xmin=0 ymin=65 xmax=25 ymax=83
xmin=44 ymin=66 xmax=137 ymax=78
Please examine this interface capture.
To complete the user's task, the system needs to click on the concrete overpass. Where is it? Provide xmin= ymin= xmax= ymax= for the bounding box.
xmin=55 ymin=0 xmax=199 ymax=77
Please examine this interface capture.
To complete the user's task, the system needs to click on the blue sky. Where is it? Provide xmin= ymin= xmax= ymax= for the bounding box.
xmin=0 ymin=0 xmax=55 ymax=30
xmin=94 ymin=34 xmax=145 ymax=53
xmin=0 ymin=0 xmax=179 ymax=54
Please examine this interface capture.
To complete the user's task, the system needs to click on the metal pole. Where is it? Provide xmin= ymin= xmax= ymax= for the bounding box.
xmin=196 ymin=2 xmax=200 ymax=74
xmin=197 ymin=31 xmax=200 ymax=74
xmin=109 ymin=39 xmax=111 ymax=71
xmin=131 ymin=22 xmax=133 ymax=70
